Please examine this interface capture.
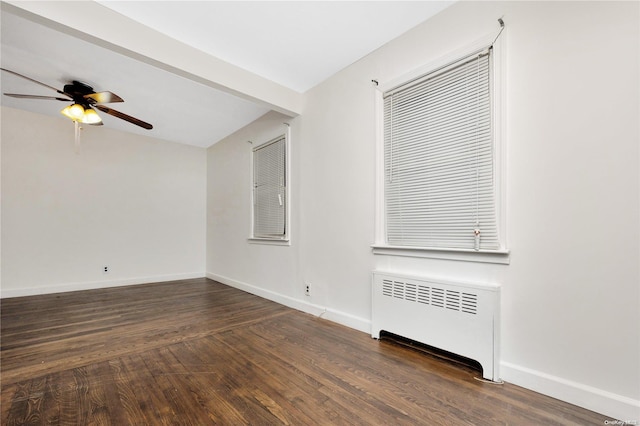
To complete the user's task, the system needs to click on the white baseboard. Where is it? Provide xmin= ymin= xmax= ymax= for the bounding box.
xmin=206 ymin=272 xmax=371 ymax=334
xmin=0 ymin=272 xmax=206 ymax=298
xmin=501 ymin=361 xmax=640 ymax=422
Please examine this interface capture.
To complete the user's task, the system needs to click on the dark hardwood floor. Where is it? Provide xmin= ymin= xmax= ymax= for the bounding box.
xmin=2 ymin=278 xmax=609 ymax=425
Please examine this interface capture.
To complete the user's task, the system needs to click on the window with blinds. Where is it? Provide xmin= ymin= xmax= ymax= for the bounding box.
xmin=253 ymin=135 xmax=287 ymax=239
xmin=383 ymin=48 xmax=500 ymax=251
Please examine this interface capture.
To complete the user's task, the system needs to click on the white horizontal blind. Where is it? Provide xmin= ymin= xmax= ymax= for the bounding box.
xmin=384 ymin=50 xmax=499 ymax=250
xmin=253 ymin=136 xmax=286 ymax=238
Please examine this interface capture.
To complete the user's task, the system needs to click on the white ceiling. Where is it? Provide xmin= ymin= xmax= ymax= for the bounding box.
xmin=1 ymin=1 xmax=453 ymax=148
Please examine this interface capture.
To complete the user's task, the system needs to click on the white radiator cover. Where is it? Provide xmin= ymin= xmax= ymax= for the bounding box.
xmin=371 ymin=271 xmax=501 ymax=382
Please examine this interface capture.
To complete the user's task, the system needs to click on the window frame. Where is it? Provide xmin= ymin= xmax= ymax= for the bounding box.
xmin=249 ymin=128 xmax=291 ymax=245
xmin=372 ymin=33 xmax=509 ymax=264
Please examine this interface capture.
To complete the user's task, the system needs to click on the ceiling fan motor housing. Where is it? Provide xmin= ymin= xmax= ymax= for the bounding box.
xmin=64 ymin=81 xmax=95 ymax=105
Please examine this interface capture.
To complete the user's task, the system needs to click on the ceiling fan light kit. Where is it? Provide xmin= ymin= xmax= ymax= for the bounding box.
xmin=60 ymin=103 xmax=102 ymax=125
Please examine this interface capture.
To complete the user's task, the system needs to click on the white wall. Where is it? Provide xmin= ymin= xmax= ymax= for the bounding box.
xmin=206 ymin=1 xmax=639 ymax=420
xmin=1 ymin=106 xmax=207 ymax=296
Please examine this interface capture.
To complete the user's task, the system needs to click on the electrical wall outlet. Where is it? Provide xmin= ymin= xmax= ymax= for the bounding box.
xmin=305 ymin=284 xmax=310 ymax=296
xmin=103 ymin=266 xmax=109 ymax=274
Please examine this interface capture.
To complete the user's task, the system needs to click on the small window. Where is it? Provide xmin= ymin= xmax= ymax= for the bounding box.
xmin=252 ymin=135 xmax=287 ymax=240
xmin=379 ymin=47 xmax=505 ymax=255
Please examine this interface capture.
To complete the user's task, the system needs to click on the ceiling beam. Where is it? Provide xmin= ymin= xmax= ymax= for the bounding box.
xmin=3 ymin=1 xmax=302 ymax=117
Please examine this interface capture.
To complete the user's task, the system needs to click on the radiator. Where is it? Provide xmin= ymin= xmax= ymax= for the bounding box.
xmin=371 ymin=271 xmax=501 ymax=382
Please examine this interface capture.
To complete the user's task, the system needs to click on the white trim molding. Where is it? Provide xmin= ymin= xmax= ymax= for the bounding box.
xmin=501 ymin=361 xmax=640 ymax=422
xmin=0 ymin=272 xmax=206 ymax=299
xmin=372 ymin=245 xmax=510 ymax=264
xmin=247 ymin=238 xmax=291 ymax=246
xmin=206 ymin=272 xmax=370 ymax=334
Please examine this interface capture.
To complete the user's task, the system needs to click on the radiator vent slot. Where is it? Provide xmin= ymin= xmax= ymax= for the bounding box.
xmin=381 ymin=279 xmax=478 ymax=315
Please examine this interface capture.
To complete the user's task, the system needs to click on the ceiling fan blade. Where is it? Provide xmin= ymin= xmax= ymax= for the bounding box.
xmin=95 ymin=105 xmax=153 ymax=130
xmin=1 ymin=68 xmax=71 ymax=98
xmin=84 ymin=91 xmax=124 ymax=104
xmin=4 ymin=93 xmax=70 ymax=101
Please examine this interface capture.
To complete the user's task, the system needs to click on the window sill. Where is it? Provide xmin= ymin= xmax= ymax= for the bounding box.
xmin=371 ymin=245 xmax=510 ymax=264
xmin=248 ymin=238 xmax=291 ymax=246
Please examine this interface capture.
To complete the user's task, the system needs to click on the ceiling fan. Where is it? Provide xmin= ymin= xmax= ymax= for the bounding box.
xmin=1 ymin=68 xmax=153 ymax=130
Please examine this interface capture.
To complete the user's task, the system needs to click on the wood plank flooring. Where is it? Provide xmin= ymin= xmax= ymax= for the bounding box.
xmin=1 ymin=278 xmax=610 ymax=425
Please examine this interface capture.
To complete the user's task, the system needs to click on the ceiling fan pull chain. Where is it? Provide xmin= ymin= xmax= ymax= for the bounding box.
xmin=74 ymin=121 xmax=82 ymax=154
